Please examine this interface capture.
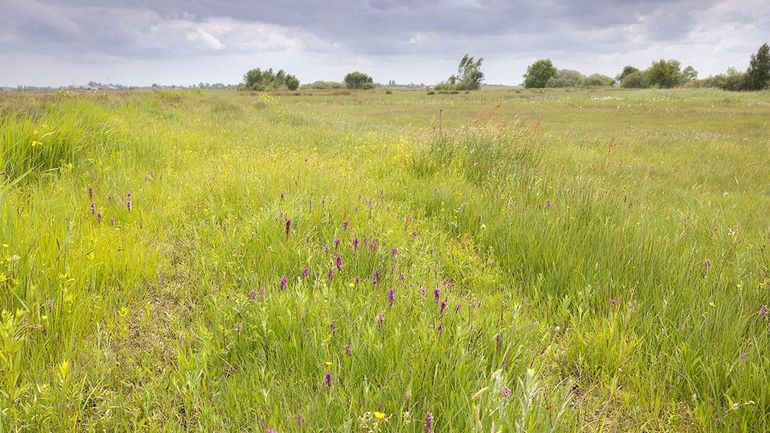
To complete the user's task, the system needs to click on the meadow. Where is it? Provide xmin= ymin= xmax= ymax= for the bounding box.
xmin=0 ymin=87 xmax=768 ymax=432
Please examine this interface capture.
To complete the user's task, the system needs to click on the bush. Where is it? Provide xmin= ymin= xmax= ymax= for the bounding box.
xmin=301 ymin=81 xmax=345 ymax=90
xmin=546 ymin=70 xmax=584 ymax=87
xmin=242 ymin=68 xmax=300 ymax=91
xmin=620 ymin=71 xmax=646 ymax=88
xmin=644 ymin=60 xmax=683 ymax=88
xmin=581 ymin=74 xmax=615 ymax=87
xmin=344 ymin=72 xmax=375 ymax=89
xmin=523 ymin=60 xmax=557 ymax=88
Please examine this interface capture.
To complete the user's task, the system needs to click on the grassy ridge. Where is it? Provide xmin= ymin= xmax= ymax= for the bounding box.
xmin=0 ymin=88 xmax=768 ymax=432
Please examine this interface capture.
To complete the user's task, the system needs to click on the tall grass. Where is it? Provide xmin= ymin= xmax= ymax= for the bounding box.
xmin=0 ymin=98 xmax=123 ymax=181
xmin=0 ymin=88 xmax=768 ymax=432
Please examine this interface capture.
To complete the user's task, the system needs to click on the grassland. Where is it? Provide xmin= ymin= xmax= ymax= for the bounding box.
xmin=0 ymin=87 xmax=768 ymax=432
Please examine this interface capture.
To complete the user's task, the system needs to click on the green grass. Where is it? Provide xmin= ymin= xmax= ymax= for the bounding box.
xmin=0 ymin=87 xmax=768 ymax=432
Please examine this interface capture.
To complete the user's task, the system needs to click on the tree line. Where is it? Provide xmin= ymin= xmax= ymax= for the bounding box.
xmin=241 ymin=43 xmax=769 ymax=92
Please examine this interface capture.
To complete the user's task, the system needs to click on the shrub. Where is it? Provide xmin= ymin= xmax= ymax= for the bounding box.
xmin=546 ymin=70 xmax=585 ymax=87
xmin=344 ymin=72 xmax=375 ymax=89
xmin=523 ymin=60 xmax=557 ymax=88
xmin=581 ymin=74 xmax=615 ymax=87
xmin=242 ymin=68 xmax=300 ymax=91
xmin=620 ymin=71 xmax=646 ymax=88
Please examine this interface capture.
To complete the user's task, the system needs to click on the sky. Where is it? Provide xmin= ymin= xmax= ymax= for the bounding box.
xmin=1 ymin=0 xmax=769 ymax=87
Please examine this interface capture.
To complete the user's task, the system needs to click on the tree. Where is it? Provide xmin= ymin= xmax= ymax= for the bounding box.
xmin=682 ymin=66 xmax=698 ymax=83
xmin=242 ymin=68 xmax=300 ymax=91
xmin=523 ymin=59 xmax=557 ymax=88
xmin=617 ymin=66 xmax=639 ymax=83
xmin=344 ymin=72 xmax=375 ymax=89
xmin=581 ymin=74 xmax=615 ymax=87
xmin=455 ymin=54 xmax=484 ymax=90
xmin=645 ymin=59 xmax=683 ymax=88
xmin=745 ymin=43 xmax=770 ymax=90
xmin=620 ymin=71 xmax=646 ymax=88
xmin=435 ymin=54 xmax=484 ymax=91
xmin=546 ymin=69 xmax=584 ymax=87
xmin=286 ymin=75 xmax=299 ymax=90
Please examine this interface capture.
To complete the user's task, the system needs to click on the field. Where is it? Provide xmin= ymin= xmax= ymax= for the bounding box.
xmin=0 ymin=87 xmax=769 ymax=432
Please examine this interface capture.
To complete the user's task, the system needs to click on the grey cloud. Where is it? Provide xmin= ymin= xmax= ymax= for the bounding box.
xmin=0 ymin=0 xmax=768 ymax=86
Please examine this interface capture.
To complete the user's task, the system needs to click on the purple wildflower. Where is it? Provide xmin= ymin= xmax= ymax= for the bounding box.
xmin=296 ymin=414 xmax=305 ymax=427
xmin=335 ymin=238 xmax=341 ymax=249
xmin=258 ymin=287 xmax=265 ymax=297
xmin=411 ymin=229 xmax=417 ymax=240
xmin=344 ymin=343 xmax=352 ymax=355
xmin=89 ymin=202 xmax=96 ymax=215
xmin=234 ymin=323 xmax=242 ymax=333
xmin=303 ymin=265 xmax=310 ymax=278
xmin=454 ymin=303 xmax=461 ymax=313
xmin=390 ymin=247 xmax=398 ymax=257
xmin=387 ymin=288 xmax=395 ymax=307
xmin=377 ymin=312 xmax=384 ymax=327
xmin=280 ymin=275 xmax=288 ymax=290
xmin=495 ymin=333 xmax=503 ymax=349
xmin=545 ymin=198 xmax=552 ymax=208
xmin=424 ymin=412 xmax=433 ymax=433
xmin=96 ymin=213 xmax=102 ymax=223
xmin=327 ymin=268 xmax=335 ymax=280
xmin=343 ymin=220 xmax=349 ymax=230
xmin=249 ymin=288 xmax=257 ymax=300
xmin=126 ymin=192 xmax=132 ymax=211
xmin=336 ymin=255 xmax=342 ymax=271
xmin=739 ymin=352 xmax=749 ymax=363
xmin=330 ymin=320 xmax=337 ymax=334
xmin=354 ymin=276 xmax=360 ymax=284
xmin=324 ymin=371 xmax=332 ymax=388
xmin=369 ymin=239 xmax=377 ymax=250
xmin=353 ymin=238 xmax=360 ymax=250
xmin=433 ymin=288 xmax=441 ymax=302
xmin=285 ymin=219 xmax=292 ymax=237
xmin=268 ymin=429 xmax=276 ymax=433
xmin=502 ymin=387 xmax=512 ymax=398
xmin=436 ymin=323 xmax=444 ymax=333
xmin=439 ymin=300 xmax=447 ymax=315
xmin=760 ymin=305 xmax=769 ymax=320
xmin=87 ymin=186 xmax=93 ymax=199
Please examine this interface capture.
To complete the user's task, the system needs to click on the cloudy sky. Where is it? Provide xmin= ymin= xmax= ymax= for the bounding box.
xmin=1 ymin=0 xmax=768 ymax=87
